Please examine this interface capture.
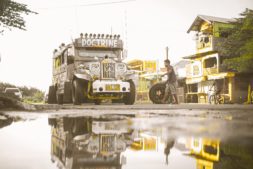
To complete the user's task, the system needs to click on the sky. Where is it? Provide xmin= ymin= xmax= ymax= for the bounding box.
xmin=0 ymin=0 xmax=253 ymax=91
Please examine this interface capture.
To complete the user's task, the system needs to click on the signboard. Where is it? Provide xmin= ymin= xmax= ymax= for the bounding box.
xmin=144 ymin=61 xmax=157 ymax=72
xmin=186 ymin=61 xmax=202 ymax=78
xmin=193 ymin=65 xmax=200 ymax=76
xmin=75 ymin=38 xmax=123 ymax=49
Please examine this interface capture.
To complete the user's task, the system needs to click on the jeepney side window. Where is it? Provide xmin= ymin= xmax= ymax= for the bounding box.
xmin=63 ymin=50 xmax=68 ymax=65
xmin=61 ymin=53 xmax=65 ymax=65
xmin=67 ymin=47 xmax=74 ymax=65
xmin=54 ymin=56 xmax=61 ymax=68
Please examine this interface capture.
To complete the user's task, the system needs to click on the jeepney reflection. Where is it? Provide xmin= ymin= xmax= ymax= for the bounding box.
xmin=48 ymin=116 xmax=132 ymax=169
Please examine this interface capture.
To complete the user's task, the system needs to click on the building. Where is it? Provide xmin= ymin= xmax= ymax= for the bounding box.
xmin=173 ymin=60 xmax=190 ymax=103
xmin=127 ymin=59 xmax=160 ymax=102
xmin=184 ymin=15 xmax=253 ymax=103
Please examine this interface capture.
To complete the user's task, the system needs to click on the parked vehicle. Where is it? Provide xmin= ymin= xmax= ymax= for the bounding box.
xmin=4 ymin=88 xmax=22 ymax=100
xmin=48 ymin=33 xmax=136 ymax=105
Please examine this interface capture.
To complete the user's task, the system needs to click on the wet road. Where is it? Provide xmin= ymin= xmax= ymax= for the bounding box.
xmin=0 ymin=108 xmax=253 ymax=169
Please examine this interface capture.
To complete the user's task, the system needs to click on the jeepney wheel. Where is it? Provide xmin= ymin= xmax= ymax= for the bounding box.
xmin=57 ymin=94 xmax=63 ymax=105
xmin=94 ymin=99 xmax=101 ymax=105
xmin=149 ymin=82 xmax=166 ymax=104
xmin=48 ymin=85 xmax=57 ymax=104
xmin=72 ymin=79 xmax=82 ymax=105
xmin=123 ymin=80 xmax=136 ymax=105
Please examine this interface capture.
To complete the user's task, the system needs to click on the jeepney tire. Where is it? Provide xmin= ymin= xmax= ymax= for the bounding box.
xmin=57 ymin=94 xmax=63 ymax=105
xmin=48 ymin=86 xmax=57 ymax=104
xmin=72 ymin=79 xmax=82 ymax=105
xmin=123 ymin=80 xmax=136 ymax=105
xmin=63 ymin=82 xmax=73 ymax=103
xmin=94 ymin=99 xmax=101 ymax=105
xmin=149 ymin=82 xmax=166 ymax=104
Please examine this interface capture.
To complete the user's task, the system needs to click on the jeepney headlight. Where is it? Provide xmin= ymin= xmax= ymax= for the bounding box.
xmin=78 ymin=64 xmax=90 ymax=73
xmin=90 ymin=63 xmax=100 ymax=76
xmin=116 ymin=63 xmax=127 ymax=75
xmin=78 ymin=64 xmax=85 ymax=73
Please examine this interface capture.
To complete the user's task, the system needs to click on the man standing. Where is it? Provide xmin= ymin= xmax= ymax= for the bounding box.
xmin=161 ymin=59 xmax=178 ymax=104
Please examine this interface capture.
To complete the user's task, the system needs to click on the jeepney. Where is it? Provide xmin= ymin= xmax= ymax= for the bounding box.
xmin=48 ymin=33 xmax=136 ymax=105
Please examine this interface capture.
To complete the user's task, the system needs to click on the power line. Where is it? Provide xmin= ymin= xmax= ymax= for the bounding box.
xmin=79 ymin=0 xmax=136 ymax=7
xmin=37 ymin=0 xmax=136 ymax=10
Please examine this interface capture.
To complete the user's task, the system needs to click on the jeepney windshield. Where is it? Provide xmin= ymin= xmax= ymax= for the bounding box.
xmin=78 ymin=49 xmax=121 ymax=58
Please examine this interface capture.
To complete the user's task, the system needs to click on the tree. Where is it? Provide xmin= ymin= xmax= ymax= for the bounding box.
xmin=0 ymin=0 xmax=37 ymax=33
xmin=220 ymin=9 xmax=253 ymax=72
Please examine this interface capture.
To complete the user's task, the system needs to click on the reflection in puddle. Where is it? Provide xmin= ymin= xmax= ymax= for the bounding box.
xmin=0 ymin=113 xmax=253 ymax=169
xmin=48 ymin=115 xmax=253 ymax=169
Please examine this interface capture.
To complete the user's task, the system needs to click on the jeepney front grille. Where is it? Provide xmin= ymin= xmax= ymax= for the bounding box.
xmin=101 ymin=135 xmax=115 ymax=153
xmin=102 ymin=62 xmax=115 ymax=79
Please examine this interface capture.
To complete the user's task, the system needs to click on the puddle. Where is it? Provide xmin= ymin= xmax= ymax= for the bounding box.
xmin=0 ymin=112 xmax=253 ymax=169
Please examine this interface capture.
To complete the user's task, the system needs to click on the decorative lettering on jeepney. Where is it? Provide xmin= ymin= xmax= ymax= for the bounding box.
xmin=80 ymin=38 xmax=120 ymax=48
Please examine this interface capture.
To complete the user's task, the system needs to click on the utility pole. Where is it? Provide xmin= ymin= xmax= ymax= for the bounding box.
xmin=165 ymin=46 xmax=169 ymax=60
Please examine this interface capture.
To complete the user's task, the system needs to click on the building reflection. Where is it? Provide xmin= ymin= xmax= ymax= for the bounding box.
xmin=184 ymin=138 xmax=220 ymax=169
xmin=130 ymin=132 xmax=159 ymax=151
xmin=48 ymin=116 xmax=133 ymax=169
xmin=178 ymin=137 xmax=253 ymax=169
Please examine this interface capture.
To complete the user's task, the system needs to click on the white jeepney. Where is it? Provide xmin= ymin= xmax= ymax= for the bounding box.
xmin=48 ymin=33 xmax=136 ymax=105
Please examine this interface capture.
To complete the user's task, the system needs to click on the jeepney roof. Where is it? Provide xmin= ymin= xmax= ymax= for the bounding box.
xmin=53 ymin=44 xmax=72 ymax=59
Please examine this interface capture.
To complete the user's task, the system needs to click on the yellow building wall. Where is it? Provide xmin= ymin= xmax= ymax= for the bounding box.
xmin=127 ymin=59 xmax=158 ymax=102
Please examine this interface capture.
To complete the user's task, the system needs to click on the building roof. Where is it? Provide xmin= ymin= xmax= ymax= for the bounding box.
xmin=172 ymin=60 xmax=190 ymax=69
xmin=182 ymin=51 xmax=218 ymax=59
xmin=187 ymin=15 xmax=236 ymax=33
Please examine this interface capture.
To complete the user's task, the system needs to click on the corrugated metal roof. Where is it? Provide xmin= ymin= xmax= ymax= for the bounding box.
xmin=199 ymin=15 xmax=236 ymax=23
xmin=182 ymin=51 xmax=217 ymax=59
xmin=172 ymin=60 xmax=190 ymax=69
xmin=187 ymin=15 xmax=236 ymax=33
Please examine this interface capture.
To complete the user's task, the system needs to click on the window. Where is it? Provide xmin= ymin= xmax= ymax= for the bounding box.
xmin=204 ymin=57 xmax=217 ymax=68
xmin=67 ymin=57 xmax=74 ymax=65
xmin=188 ymin=84 xmax=198 ymax=93
xmin=54 ymin=56 xmax=61 ymax=68
xmin=61 ymin=54 xmax=65 ymax=65
xmin=204 ymin=37 xmax=209 ymax=43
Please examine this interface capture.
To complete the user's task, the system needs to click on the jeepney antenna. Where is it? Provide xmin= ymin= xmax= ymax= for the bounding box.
xmin=124 ymin=10 xmax=128 ymax=49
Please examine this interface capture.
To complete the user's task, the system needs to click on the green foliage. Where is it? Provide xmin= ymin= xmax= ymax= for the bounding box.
xmin=220 ymin=9 xmax=253 ymax=73
xmin=0 ymin=0 xmax=37 ymax=33
xmin=0 ymin=82 xmax=44 ymax=103
xmin=23 ymin=91 xmax=44 ymax=103
xmin=223 ymin=55 xmax=253 ymax=72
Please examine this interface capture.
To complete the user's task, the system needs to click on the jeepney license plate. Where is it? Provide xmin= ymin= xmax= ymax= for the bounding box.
xmin=105 ymin=84 xmax=120 ymax=91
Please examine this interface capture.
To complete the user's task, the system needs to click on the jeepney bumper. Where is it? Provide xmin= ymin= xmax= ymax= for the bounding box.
xmin=92 ymin=80 xmax=130 ymax=93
